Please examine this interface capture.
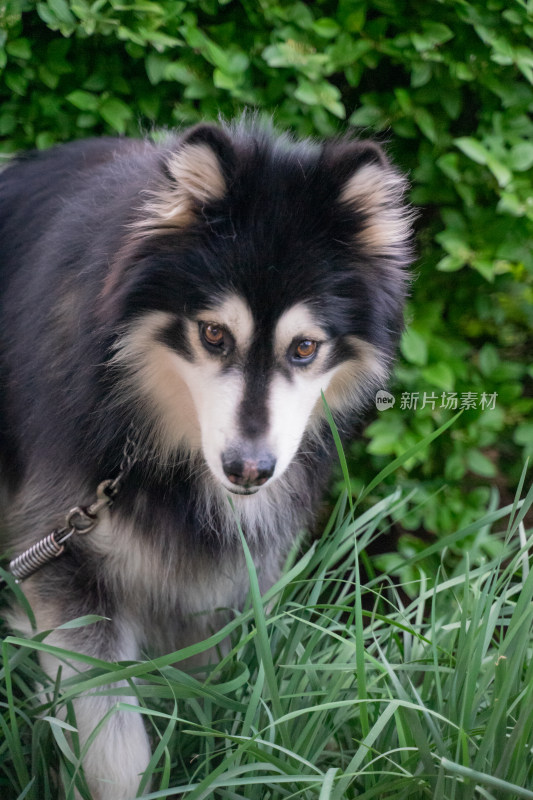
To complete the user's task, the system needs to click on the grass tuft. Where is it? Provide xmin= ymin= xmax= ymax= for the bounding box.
xmin=1 ymin=463 xmax=532 ymax=799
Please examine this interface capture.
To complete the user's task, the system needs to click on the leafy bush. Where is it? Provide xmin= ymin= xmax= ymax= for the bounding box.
xmin=1 ymin=0 xmax=532 ymax=533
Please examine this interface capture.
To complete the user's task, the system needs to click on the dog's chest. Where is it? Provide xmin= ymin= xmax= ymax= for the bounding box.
xmin=90 ymin=511 xmax=249 ymax=620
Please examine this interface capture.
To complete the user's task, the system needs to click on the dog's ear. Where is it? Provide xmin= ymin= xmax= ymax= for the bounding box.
xmin=325 ymin=140 xmax=413 ymax=260
xmin=137 ymin=125 xmax=235 ymax=231
xmin=165 ymin=124 xmax=236 ymax=205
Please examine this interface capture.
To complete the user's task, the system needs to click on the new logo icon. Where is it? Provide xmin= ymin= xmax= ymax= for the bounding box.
xmin=375 ymin=390 xmax=396 ymax=410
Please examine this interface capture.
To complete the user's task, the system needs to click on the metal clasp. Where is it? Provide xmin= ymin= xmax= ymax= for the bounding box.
xmin=1 ymin=425 xmax=143 ymax=586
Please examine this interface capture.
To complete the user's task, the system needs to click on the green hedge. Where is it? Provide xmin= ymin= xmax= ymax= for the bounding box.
xmin=1 ymin=0 xmax=532 ymax=535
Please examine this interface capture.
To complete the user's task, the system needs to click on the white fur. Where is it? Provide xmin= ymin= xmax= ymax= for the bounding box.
xmin=72 ymin=691 xmax=151 ymax=800
xmin=9 ymin=603 xmax=151 ymax=800
xmin=91 ymin=513 xmax=249 ymax=617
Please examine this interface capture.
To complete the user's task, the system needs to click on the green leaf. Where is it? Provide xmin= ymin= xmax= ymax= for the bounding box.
xmin=466 ymin=449 xmax=497 ymax=478
xmin=411 ymin=61 xmax=432 ymax=88
xmin=38 ymin=64 xmax=60 ymax=89
xmin=509 ymin=142 xmax=533 ymax=172
xmin=478 ymin=344 xmax=500 ymax=377
xmin=5 ymin=72 xmax=27 ymax=95
xmin=421 ymin=363 xmax=455 ymax=391
xmin=472 ymin=258 xmax=495 ymax=282
xmin=349 ymin=105 xmax=383 ymax=127
xmin=145 ymin=53 xmax=168 ymax=85
xmin=435 ymin=229 xmax=472 ymax=261
xmin=367 ymin=430 xmax=400 ymax=455
xmin=47 ymin=0 xmax=75 ymax=24
xmin=440 ymin=758 xmax=533 ymax=800
xmin=99 ymin=97 xmax=133 ymax=133
xmin=213 ymin=68 xmax=238 ymax=90
xmin=37 ymin=0 xmax=75 ymax=30
xmin=401 ymin=328 xmax=428 ymax=366
xmin=180 ymin=24 xmax=232 ymax=73
xmin=486 ymin=154 xmax=512 ymax=187
xmin=57 ymin=615 xmax=110 ymax=630
xmin=313 ymin=18 xmax=341 ymax=39
xmin=411 ymin=22 xmax=454 ymax=52
xmin=514 ymin=422 xmax=533 ymax=450
xmin=444 ymin=452 xmax=466 ymax=481
xmin=455 ymin=62 xmax=474 ymax=80
xmin=284 ymin=2 xmax=314 ymax=30
xmin=455 ymin=137 xmax=490 ymax=165
xmin=137 ymin=28 xmax=182 ymax=51
xmin=0 ymin=115 xmax=16 ymax=135
xmin=76 ymin=112 xmax=98 ymax=128
xmin=35 ymin=131 xmax=56 ymax=149
xmin=6 ymin=38 xmax=31 ymax=60
xmin=441 ymin=86 xmax=462 ymax=120
xmin=437 ymin=254 xmax=465 ymax=272
xmin=164 ymin=62 xmax=196 ymax=84
xmin=262 ymin=42 xmax=328 ymax=75
xmin=436 ymin=153 xmax=461 ymax=182
xmin=66 ymin=89 xmax=99 ymax=111
xmin=415 ymin=107 xmax=437 ymax=142
xmin=294 ymin=79 xmax=345 ymax=118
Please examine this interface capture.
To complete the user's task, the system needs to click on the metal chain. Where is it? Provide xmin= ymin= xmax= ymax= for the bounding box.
xmin=1 ymin=425 xmax=142 ymax=586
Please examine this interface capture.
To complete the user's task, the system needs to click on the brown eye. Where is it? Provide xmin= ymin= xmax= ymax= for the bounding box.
xmin=200 ymin=322 xmax=233 ymax=354
xmin=203 ymin=323 xmax=224 ymax=346
xmin=294 ymin=339 xmax=317 ymax=361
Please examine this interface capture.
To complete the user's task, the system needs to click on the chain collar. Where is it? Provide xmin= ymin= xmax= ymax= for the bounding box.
xmin=2 ymin=425 xmax=142 ymax=585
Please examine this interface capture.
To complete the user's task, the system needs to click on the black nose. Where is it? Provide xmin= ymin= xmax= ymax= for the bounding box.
xmin=222 ymin=453 xmax=276 ymax=488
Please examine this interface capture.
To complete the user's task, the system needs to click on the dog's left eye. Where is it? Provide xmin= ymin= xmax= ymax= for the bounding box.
xmin=200 ymin=322 xmax=232 ymax=354
xmin=291 ymin=339 xmax=318 ymax=364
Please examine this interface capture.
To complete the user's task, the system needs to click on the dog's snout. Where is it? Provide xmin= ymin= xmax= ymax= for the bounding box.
xmin=222 ymin=452 xmax=276 ymax=488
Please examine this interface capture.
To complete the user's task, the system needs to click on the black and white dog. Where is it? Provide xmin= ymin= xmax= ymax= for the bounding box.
xmin=0 ymin=120 xmax=413 ymax=798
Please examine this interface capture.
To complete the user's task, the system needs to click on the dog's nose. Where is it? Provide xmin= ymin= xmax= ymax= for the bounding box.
xmin=222 ymin=453 xmax=276 ymax=488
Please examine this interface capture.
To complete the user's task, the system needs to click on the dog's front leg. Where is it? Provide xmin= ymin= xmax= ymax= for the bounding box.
xmin=64 ymin=675 xmax=152 ymax=800
xmin=10 ymin=580 xmax=151 ymax=800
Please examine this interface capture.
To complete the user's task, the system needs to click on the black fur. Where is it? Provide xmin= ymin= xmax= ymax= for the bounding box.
xmin=0 ymin=120 xmax=413 ymax=799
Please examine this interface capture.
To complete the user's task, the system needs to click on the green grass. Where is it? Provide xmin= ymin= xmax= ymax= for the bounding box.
xmin=1 ymin=466 xmax=532 ymax=799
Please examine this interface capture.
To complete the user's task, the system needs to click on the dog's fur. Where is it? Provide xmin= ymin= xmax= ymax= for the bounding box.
xmin=0 ymin=119 xmax=413 ymax=798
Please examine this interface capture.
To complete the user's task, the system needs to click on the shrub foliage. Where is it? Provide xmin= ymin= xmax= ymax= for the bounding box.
xmin=0 ymin=0 xmax=532 ymax=533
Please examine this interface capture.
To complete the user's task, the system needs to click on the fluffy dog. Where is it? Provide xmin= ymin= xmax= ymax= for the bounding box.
xmin=0 ymin=119 xmax=413 ymax=798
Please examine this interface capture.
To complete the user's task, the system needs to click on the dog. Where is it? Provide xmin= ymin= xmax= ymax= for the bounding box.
xmin=0 ymin=118 xmax=413 ymax=798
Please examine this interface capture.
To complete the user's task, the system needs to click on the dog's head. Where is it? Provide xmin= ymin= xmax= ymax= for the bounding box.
xmin=108 ymin=121 xmax=413 ymax=494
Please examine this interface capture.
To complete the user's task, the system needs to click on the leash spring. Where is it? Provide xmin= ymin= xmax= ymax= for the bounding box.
xmin=8 ymin=530 xmax=70 ymax=583
xmin=1 ymin=425 xmax=143 ymax=587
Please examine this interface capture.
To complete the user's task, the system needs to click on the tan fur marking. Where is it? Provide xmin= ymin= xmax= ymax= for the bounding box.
xmin=168 ymin=143 xmax=226 ymax=204
xmin=273 ymin=303 xmax=327 ymax=358
xmin=322 ymin=336 xmax=388 ymax=415
xmin=111 ymin=312 xmax=202 ymax=459
xmin=340 ymin=163 xmax=411 ymax=255
xmin=135 ymin=143 xmax=226 ymax=232
xmin=195 ymin=295 xmax=254 ymax=353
